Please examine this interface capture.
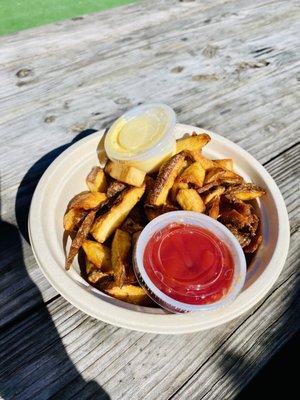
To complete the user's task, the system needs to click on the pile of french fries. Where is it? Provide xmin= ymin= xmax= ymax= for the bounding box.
xmin=63 ymin=132 xmax=266 ymax=306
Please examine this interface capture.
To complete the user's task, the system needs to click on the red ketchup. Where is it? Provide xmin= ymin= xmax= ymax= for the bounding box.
xmin=143 ymin=223 xmax=234 ymax=305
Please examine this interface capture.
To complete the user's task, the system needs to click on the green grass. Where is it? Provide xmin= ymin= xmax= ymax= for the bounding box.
xmin=0 ymin=0 xmax=137 ymax=36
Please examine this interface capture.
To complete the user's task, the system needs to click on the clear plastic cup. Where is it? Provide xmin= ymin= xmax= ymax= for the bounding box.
xmin=104 ymin=103 xmax=176 ymax=173
xmin=133 ymin=211 xmax=247 ymax=313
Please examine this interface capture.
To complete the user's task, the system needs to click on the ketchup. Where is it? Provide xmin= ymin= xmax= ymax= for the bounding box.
xmin=143 ymin=223 xmax=234 ymax=305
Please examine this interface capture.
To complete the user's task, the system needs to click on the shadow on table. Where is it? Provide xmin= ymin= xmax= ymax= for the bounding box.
xmin=0 ymin=130 xmax=110 ymax=399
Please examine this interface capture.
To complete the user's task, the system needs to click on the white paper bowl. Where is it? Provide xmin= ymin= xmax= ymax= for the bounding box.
xmin=29 ymin=124 xmax=290 ymax=334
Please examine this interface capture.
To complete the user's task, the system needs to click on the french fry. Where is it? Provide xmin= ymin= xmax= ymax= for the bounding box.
xmin=111 ymin=229 xmax=131 ymax=287
xmin=86 ymin=166 xmax=107 ymax=192
xmin=170 ymin=181 xmax=188 ymax=203
xmin=176 ymin=188 xmax=205 ymax=212
xmin=82 ymin=239 xmax=111 ymax=271
xmin=207 ymin=196 xmax=220 ymax=219
xmin=213 ymin=159 xmax=233 ymax=171
xmin=149 ymin=152 xmax=186 ymax=206
xmin=203 ymin=186 xmax=225 ymax=204
xmin=105 ymin=285 xmax=151 ymax=306
xmin=204 ymin=167 xmax=243 ymax=185
xmin=63 ymin=208 xmax=86 ymax=231
xmin=105 ymin=161 xmax=146 ymax=187
xmin=88 ymin=270 xmax=113 ymax=286
xmin=226 ymin=183 xmax=266 ymax=201
xmin=65 ymin=210 xmax=97 ymax=270
xmin=176 ymin=133 xmax=210 ymax=153
xmin=178 ymin=162 xmax=206 ymax=188
xmin=107 ymin=180 xmax=127 ymax=198
xmin=144 ymin=203 xmax=178 ymax=221
xmin=91 ymin=185 xmax=145 ymax=243
xmin=68 ymin=191 xmax=107 ymax=210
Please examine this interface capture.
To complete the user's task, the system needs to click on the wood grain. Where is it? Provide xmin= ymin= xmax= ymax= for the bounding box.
xmin=0 ymin=0 xmax=299 ymax=398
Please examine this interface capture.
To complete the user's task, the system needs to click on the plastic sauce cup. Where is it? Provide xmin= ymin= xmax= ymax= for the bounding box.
xmin=133 ymin=211 xmax=247 ymax=313
xmin=104 ymin=103 xmax=176 ymax=173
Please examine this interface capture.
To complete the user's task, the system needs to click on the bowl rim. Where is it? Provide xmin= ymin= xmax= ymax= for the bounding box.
xmin=28 ymin=124 xmax=290 ymax=334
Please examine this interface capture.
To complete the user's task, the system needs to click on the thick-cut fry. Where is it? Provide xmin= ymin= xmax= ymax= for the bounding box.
xmin=111 ymin=229 xmax=131 ymax=287
xmin=170 ymin=181 xmax=188 ymax=203
xmin=86 ymin=166 xmax=107 ymax=192
xmin=82 ymin=240 xmax=111 ymax=270
xmin=176 ymin=188 xmax=205 ymax=212
xmin=105 ymin=161 xmax=146 ymax=187
xmin=226 ymin=183 xmax=266 ymax=201
xmin=105 ymin=285 xmax=151 ymax=305
xmin=65 ymin=210 xmax=97 ymax=270
xmin=204 ymin=167 xmax=243 ymax=185
xmin=88 ymin=270 xmax=113 ymax=286
xmin=213 ymin=159 xmax=233 ymax=171
xmin=68 ymin=191 xmax=107 ymax=210
xmin=207 ymin=196 xmax=220 ymax=219
xmin=203 ymin=186 xmax=225 ymax=204
xmin=178 ymin=162 xmax=206 ymax=187
xmin=63 ymin=208 xmax=86 ymax=231
xmin=149 ymin=152 xmax=186 ymax=206
xmin=86 ymin=259 xmax=97 ymax=274
xmin=144 ymin=203 xmax=178 ymax=221
xmin=176 ymin=133 xmax=210 ymax=153
xmin=91 ymin=185 xmax=145 ymax=243
xmin=107 ymin=180 xmax=127 ymax=198
xmin=185 ymin=151 xmax=216 ymax=170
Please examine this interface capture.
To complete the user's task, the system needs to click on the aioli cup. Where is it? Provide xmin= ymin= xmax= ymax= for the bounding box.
xmin=133 ymin=211 xmax=247 ymax=313
xmin=104 ymin=103 xmax=176 ymax=173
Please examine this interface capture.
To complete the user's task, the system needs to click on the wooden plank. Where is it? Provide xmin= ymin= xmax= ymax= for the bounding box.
xmin=0 ymin=144 xmax=298 ymax=399
xmin=0 ymin=0 xmax=299 ymax=327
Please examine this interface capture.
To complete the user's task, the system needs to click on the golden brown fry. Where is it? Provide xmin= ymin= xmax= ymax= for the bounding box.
xmin=178 ymin=162 xmax=206 ymax=188
xmin=203 ymin=186 xmax=225 ymax=205
xmin=204 ymin=167 xmax=243 ymax=185
xmin=86 ymin=166 xmax=107 ymax=192
xmin=176 ymin=133 xmax=211 ymax=153
xmin=86 ymin=259 xmax=97 ymax=274
xmin=148 ymin=152 xmax=186 ymax=206
xmin=213 ymin=159 xmax=233 ymax=171
xmin=144 ymin=203 xmax=178 ymax=221
xmin=63 ymin=208 xmax=86 ymax=231
xmin=82 ymin=239 xmax=111 ymax=270
xmin=88 ymin=270 xmax=113 ymax=285
xmin=91 ymin=185 xmax=145 ymax=243
xmin=226 ymin=183 xmax=266 ymax=201
xmin=105 ymin=285 xmax=151 ymax=306
xmin=111 ymin=229 xmax=131 ymax=287
xmin=207 ymin=196 xmax=220 ymax=219
xmin=176 ymin=188 xmax=205 ymax=212
xmin=106 ymin=180 xmax=127 ymax=198
xmin=184 ymin=151 xmax=216 ymax=170
xmin=65 ymin=210 xmax=97 ymax=270
xmin=68 ymin=191 xmax=107 ymax=210
xmin=105 ymin=161 xmax=146 ymax=187
xmin=170 ymin=181 xmax=188 ymax=203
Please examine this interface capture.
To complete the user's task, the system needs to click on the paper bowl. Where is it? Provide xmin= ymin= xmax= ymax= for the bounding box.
xmin=29 ymin=124 xmax=290 ymax=334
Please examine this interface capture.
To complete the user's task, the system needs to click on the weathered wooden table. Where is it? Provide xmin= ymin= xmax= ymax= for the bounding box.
xmin=0 ymin=0 xmax=299 ymax=398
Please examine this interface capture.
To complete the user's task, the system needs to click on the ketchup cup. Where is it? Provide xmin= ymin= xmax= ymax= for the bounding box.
xmin=133 ymin=211 xmax=247 ymax=313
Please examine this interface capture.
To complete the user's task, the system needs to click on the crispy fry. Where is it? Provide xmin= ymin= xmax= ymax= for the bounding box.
xmin=105 ymin=285 xmax=151 ymax=305
xmin=106 ymin=180 xmax=127 ymax=198
xmin=184 ymin=151 xmax=216 ymax=169
xmin=91 ymin=185 xmax=145 ymax=243
xmin=68 ymin=191 xmax=107 ymax=210
xmin=82 ymin=239 xmax=111 ymax=270
xmin=176 ymin=188 xmax=205 ymax=212
xmin=226 ymin=183 xmax=266 ymax=201
xmin=65 ymin=210 xmax=97 ymax=270
xmin=244 ymin=233 xmax=263 ymax=253
xmin=63 ymin=208 xmax=87 ymax=231
xmin=111 ymin=229 xmax=131 ymax=287
xmin=144 ymin=203 xmax=178 ymax=221
xmin=149 ymin=152 xmax=186 ymax=206
xmin=213 ymin=159 xmax=233 ymax=171
xmin=203 ymin=186 xmax=225 ymax=204
xmin=225 ymin=224 xmax=252 ymax=248
xmin=105 ymin=161 xmax=146 ymax=187
xmin=176 ymin=132 xmax=211 ymax=153
xmin=204 ymin=167 xmax=243 ymax=185
xmin=121 ymin=217 xmax=144 ymax=234
xmin=88 ymin=270 xmax=113 ymax=286
xmin=170 ymin=181 xmax=189 ymax=203
xmin=207 ymin=196 xmax=220 ymax=219
xmin=86 ymin=166 xmax=107 ymax=192
xmin=178 ymin=162 xmax=206 ymax=187
xmin=86 ymin=259 xmax=97 ymax=274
